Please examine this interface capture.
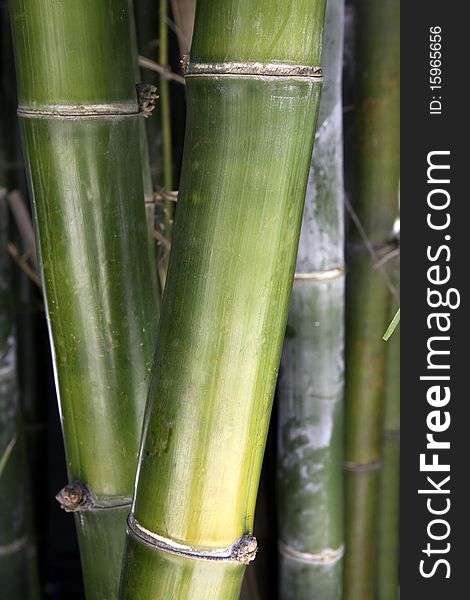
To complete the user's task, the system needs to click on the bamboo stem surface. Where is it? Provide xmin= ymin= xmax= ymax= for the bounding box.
xmin=9 ymin=1 xmax=158 ymax=596
xmin=343 ymin=1 xmax=399 ymax=598
xmin=277 ymin=0 xmax=345 ymax=597
xmin=119 ymin=1 xmax=327 ymax=598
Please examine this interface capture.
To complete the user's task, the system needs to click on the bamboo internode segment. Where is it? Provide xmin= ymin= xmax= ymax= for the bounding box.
xmin=377 ymin=257 xmax=400 ymax=600
xmin=276 ymin=0 xmax=344 ymax=597
xmin=119 ymin=0 xmax=327 ymax=597
xmin=343 ymin=0 xmax=399 ymax=597
xmin=127 ymin=514 xmax=257 ymax=565
xmin=278 ymin=541 xmax=344 ymax=565
xmin=9 ymin=1 xmax=158 ymax=597
xmin=185 ymin=61 xmax=323 ymax=79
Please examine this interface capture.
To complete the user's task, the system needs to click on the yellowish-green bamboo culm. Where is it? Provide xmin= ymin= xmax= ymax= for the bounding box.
xmin=118 ymin=0 xmax=327 ymax=598
xmin=343 ymin=0 xmax=400 ymax=598
xmin=9 ymin=1 xmax=158 ymax=597
xmin=277 ymin=0 xmax=345 ymax=597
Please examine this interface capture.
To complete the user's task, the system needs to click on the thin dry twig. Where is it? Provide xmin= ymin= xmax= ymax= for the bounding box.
xmin=155 ymin=188 xmax=179 ymax=203
xmin=7 ymin=190 xmax=39 ymax=272
xmin=153 ymin=230 xmax=172 ymax=251
xmin=7 ymin=242 xmax=41 ymax=288
xmin=138 ymin=55 xmax=186 ymax=86
xmin=345 ymin=196 xmax=399 ymax=303
xmin=164 ymin=13 xmax=189 ymax=53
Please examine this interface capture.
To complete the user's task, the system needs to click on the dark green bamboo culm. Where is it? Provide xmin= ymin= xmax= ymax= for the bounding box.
xmin=343 ymin=0 xmax=400 ymax=598
xmin=277 ymin=0 xmax=345 ymax=597
xmin=119 ymin=0 xmax=327 ymax=598
xmin=377 ymin=257 xmax=400 ymax=600
xmin=0 ymin=156 xmax=40 ymax=599
xmin=128 ymin=0 xmax=161 ymax=308
xmin=1 ymin=2 xmax=47 ymax=521
xmin=156 ymin=0 xmax=174 ymax=285
xmin=9 ymin=1 xmax=158 ymax=597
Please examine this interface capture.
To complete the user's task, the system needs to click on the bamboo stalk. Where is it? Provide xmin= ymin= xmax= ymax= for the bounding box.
xmin=0 ymin=182 xmax=40 ymax=599
xmin=134 ymin=0 xmax=163 ymax=187
xmin=376 ymin=257 xmax=400 ymax=600
xmin=128 ymin=0 xmax=161 ymax=308
xmin=118 ymin=1 xmax=327 ymax=598
xmin=277 ymin=0 xmax=345 ymax=597
xmin=157 ymin=0 xmax=174 ymax=284
xmin=9 ymin=1 xmax=158 ymax=597
xmin=1 ymin=2 xmax=48 ymax=549
xmin=343 ymin=0 xmax=400 ymax=598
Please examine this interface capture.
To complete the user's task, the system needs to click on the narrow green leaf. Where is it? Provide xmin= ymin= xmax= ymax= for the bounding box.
xmin=383 ymin=308 xmax=400 ymax=341
xmin=0 ymin=436 xmax=17 ymax=480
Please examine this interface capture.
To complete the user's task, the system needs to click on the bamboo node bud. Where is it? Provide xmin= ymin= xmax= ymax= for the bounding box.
xmin=55 ymin=480 xmax=94 ymax=513
xmin=180 ymin=54 xmax=189 ymax=73
xmin=230 ymin=534 xmax=258 ymax=565
xmin=136 ymin=83 xmax=159 ymax=118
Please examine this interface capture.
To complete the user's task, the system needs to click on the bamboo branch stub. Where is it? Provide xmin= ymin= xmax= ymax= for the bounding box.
xmin=55 ymin=480 xmax=94 ymax=513
xmin=55 ymin=480 xmax=132 ymax=513
xmin=136 ymin=83 xmax=159 ymax=118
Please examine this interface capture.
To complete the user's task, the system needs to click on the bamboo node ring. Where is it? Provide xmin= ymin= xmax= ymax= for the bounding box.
xmin=184 ymin=59 xmax=323 ymax=80
xmin=343 ymin=459 xmax=382 ymax=472
xmin=55 ymin=480 xmax=94 ymax=512
xmin=127 ymin=513 xmax=257 ymax=564
xmin=278 ymin=541 xmax=344 ymax=565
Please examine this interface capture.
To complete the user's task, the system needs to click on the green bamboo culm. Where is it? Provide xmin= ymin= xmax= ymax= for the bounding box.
xmin=0 ymin=173 xmax=40 ymax=599
xmin=133 ymin=0 xmax=163 ymax=196
xmin=277 ymin=0 xmax=345 ymax=597
xmin=128 ymin=0 xmax=161 ymax=308
xmin=343 ymin=0 xmax=400 ymax=598
xmin=154 ymin=0 xmax=174 ymax=286
xmin=2 ymin=1 xmax=49 ymax=545
xmin=9 ymin=1 xmax=158 ymax=598
xmin=376 ymin=258 xmax=400 ymax=600
xmin=119 ymin=1 xmax=327 ymax=598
